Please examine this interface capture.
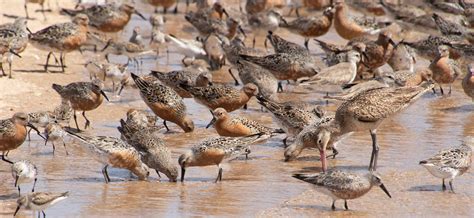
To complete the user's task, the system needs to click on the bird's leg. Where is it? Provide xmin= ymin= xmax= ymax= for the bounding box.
xmin=62 ymin=139 xmax=69 ymax=155
xmin=155 ymin=169 xmax=161 ymax=178
xmin=32 ymin=178 xmax=37 ymax=192
xmin=368 ymin=129 xmax=379 ymax=171
xmin=277 ymin=82 xmax=283 ymax=92
xmin=102 ymin=165 xmax=110 ymax=183
xmin=82 ymin=111 xmax=90 ymax=129
xmin=215 ymin=166 xmax=223 ymax=183
xmin=163 ymin=120 xmax=170 ymax=132
xmin=304 ymin=38 xmax=309 ymax=50
xmin=331 ymin=200 xmax=336 ymax=210
xmin=449 ymin=180 xmax=454 ymax=193
xmin=228 ymin=68 xmax=240 ymax=86
xmin=283 ymin=137 xmax=288 ymax=147
xmin=442 ymin=179 xmax=446 ymax=191
xmin=44 ymin=52 xmax=53 ymax=72
xmin=344 ymin=200 xmax=349 ymax=210
xmin=73 ymin=110 xmax=81 ymax=131
xmin=27 ymin=128 xmax=33 ymax=141
xmin=1 ymin=153 xmax=13 ymax=164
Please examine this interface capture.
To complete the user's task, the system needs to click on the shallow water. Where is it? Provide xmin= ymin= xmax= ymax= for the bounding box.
xmin=0 ymin=1 xmax=473 ymax=217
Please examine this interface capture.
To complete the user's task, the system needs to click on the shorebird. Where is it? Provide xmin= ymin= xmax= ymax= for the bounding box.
xmin=256 ymin=95 xmax=325 ymax=146
xmin=267 ymin=31 xmax=309 ymax=56
xmin=118 ymin=119 xmax=178 ymax=182
xmin=234 ymin=60 xmax=279 ymax=97
xmin=463 ymin=64 xmax=474 ymax=101
xmin=180 ymin=83 xmax=259 ymax=114
xmin=206 ymin=107 xmax=284 ymax=137
xmin=349 ymin=31 xmax=396 ymax=73
xmin=52 ymin=80 xmax=109 ymax=131
xmin=419 ymin=137 xmax=472 ymax=192
xmin=429 ymin=45 xmax=461 ymax=95
xmin=11 ymin=160 xmax=38 ymax=196
xmin=61 ymin=3 xmax=146 ymax=33
xmin=333 ymin=1 xmax=389 ymax=40
xmin=311 ymin=82 xmax=434 ymax=172
xmin=284 ymin=116 xmax=341 ymax=161
xmin=178 ymin=134 xmax=263 ymax=182
xmin=151 ymin=70 xmax=213 ymax=98
xmin=44 ymin=123 xmax=69 ymax=155
xmin=279 ymin=6 xmax=334 ymax=50
xmin=387 ymin=42 xmax=416 ymax=73
xmin=293 ymin=171 xmax=391 ymax=210
xmin=14 ymin=191 xmax=69 ymax=218
xmin=248 ymin=10 xmax=284 ymax=48
xmin=203 ymin=34 xmax=226 ymax=70
xmin=0 ymin=113 xmax=43 ymax=164
xmin=29 ymin=14 xmax=89 ymax=72
xmin=131 ymin=73 xmax=195 ymax=133
xmin=239 ymin=52 xmax=319 ymax=87
xmin=302 ymin=51 xmax=360 ymax=86
xmin=24 ymin=0 xmax=51 ymax=20
xmin=0 ymin=18 xmax=29 ymax=78
xmin=146 ymin=0 xmax=178 ymax=14
xmin=66 ymin=130 xmax=150 ymax=182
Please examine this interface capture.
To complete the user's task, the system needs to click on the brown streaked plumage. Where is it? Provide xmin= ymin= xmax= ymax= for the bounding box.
xmin=66 ymin=130 xmax=150 ymax=183
xmin=179 ymin=133 xmax=264 ymax=182
xmin=463 ymin=64 xmax=474 ymax=101
xmin=280 ymin=6 xmax=334 ymax=50
xmin=151 ymin=70 xmax=212 ymax=98
xmin=61 ymin=3 xmax=146 ymax=33
xmin=0 ymin=18 xmax=29 ymax=78
xmin=0 ymin=113 xmax=43 ymax=164
xmin=293 ymin=171 xmax=391 ymax=210
xmin=206 ymin=107 xmax=283 ymax=137
xmin=29 ymin=14 xmax=89 ymax=72
xmin=131 ymin=73 xmax=194 ymax=133
xmin=312 ymin=82 xmax=435 ymax=172
xmin=52 ymin=80 xmax=109 ymax=131
xmin=180 ymin=83 xmax=259 ymax=112
xmin=429 ymin=45 xmax=461 ymax=95
xmin=118 ymin=119 xmax=178 ymax=182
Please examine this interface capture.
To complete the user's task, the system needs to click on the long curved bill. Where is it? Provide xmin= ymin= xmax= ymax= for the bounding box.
xmin=380 ymin=183 xmax=392 ymax=198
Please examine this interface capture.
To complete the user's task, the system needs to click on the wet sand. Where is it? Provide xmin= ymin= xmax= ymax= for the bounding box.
xmin=0 ymin=0 xmax=473 ymax=217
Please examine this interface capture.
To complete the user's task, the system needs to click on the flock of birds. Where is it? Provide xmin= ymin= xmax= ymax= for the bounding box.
xmin=0 ymin=0 xmax=473 ymax=216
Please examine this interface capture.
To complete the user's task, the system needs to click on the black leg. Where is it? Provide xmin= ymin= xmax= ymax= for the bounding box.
xmin=304 ymin=38 xmax=309 ymax=50
xmin=331 ymin=200 xmax=336 ymax=210
xmin=44 ymin=52 xmax=53 ymax=72
xmin=449 ymin=180 xmax=454 ymax=193
xmin=32 ymin=178 xmax=37 ymax=192
xmin=1 ymin=154 xmax=13 ymax=164
xmin=442 ymin=179 xmax=446 ymax=191
xmin=82 ymin=111 xmax=90 ymax=129
xmin=102 ymin=165 xmax=110 ymax=183
xmin=277 ymin=82 xmax=283 ymax=92
xmin=163 ymin=120 xmax=170 ymax=132
xmin=344 ymin=200 xmax=348 ymax=210
xmin=63 ymin=140 xmax=69 ymax=155
xmin=368 ymin=129 xmax=379 ymax=171
xmin=228 ymin=68 xmax=240 ymax=86
xmin=51 ymin=142 xmax=56 ymax=155
xmin=155 ymin=169 xmax=161 ymax=178
xmin=73 ymin=111 xmax=81 ymax=131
